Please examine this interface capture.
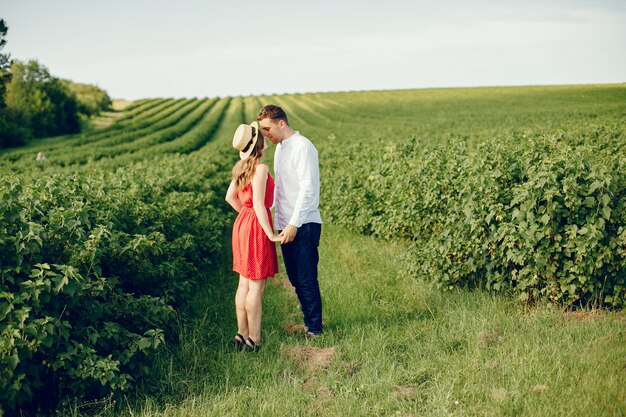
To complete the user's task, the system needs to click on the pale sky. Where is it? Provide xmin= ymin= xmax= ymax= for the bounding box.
xmin=2 ymin=0 xmax=625 ymax=99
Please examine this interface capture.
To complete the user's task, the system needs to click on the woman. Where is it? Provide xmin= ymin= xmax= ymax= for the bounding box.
xmin=225 ymin=121 xmax=280 ymax=352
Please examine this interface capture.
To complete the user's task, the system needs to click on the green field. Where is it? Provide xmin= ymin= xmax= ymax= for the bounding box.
xmin=0 ymin=84 xmax=625 ymax=416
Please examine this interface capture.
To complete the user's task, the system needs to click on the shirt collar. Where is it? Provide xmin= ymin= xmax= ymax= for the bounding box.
xmin=281 ymin=131 xmax=299 ymax=147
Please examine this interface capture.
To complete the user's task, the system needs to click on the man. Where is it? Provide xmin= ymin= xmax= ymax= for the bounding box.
xmin=257 ymin=105 xmax=323 ymax=337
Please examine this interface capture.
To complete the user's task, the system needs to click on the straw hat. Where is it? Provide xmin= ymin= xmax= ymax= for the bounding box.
xmin=232 ymin=121 xmax=260 ymax=160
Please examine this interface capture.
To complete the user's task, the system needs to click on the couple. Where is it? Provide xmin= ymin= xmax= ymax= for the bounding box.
xmin=225 ymin=105 xmax=322 ymax=352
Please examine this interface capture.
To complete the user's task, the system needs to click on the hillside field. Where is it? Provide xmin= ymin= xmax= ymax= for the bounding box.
xmin=0 ymin=84 xmax=624 ymax=416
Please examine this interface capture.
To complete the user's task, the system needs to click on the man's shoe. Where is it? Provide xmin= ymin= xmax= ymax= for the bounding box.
xmin=305 ymin=331 xmax=322 ymax=339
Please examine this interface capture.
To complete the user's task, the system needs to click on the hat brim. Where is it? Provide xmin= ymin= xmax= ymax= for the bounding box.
xmin=239 ymin=121 xmax=260 ymax=160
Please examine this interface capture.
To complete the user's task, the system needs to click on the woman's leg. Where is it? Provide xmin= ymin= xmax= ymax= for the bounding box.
xmin=245 ymin=278 xmax=267 ymax=344
xmin=235 ymin=275 xmax=250 ymax=338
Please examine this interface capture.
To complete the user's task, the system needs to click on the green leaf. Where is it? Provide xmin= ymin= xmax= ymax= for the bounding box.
xmin=136 ymin=337 xmax=152 ymax=351
xmin=589 ymin=180 xmax=603 ymax=193
xmin=583 ymin=196 xmax=595 ymax=207
xmin=53 ymin=275 xmax=69 ymax=293
xmin=0 ymin=302 xmax=13 ymax=321
xmin=7 ymin=354 xmax=20 ymax=371
xmin=600 ymin=193 xmax=610 ymax=206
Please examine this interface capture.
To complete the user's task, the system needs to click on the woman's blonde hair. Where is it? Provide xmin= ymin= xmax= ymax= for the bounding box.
xmin=231 ymin=133 xmax=266 ymax=190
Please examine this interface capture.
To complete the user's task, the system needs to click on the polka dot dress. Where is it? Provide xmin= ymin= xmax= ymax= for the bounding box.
xmin=232 ymin=174 xmax=278 ymax=279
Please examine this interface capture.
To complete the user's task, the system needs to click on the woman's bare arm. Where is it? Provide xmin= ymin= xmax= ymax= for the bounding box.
xmin=225 ymin=179 xmax=243 ymax=212
xmin=252 ymin=164 xmax=279 ymax=241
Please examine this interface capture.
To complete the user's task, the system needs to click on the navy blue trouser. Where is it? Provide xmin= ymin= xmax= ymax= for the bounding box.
xmin=280 ymin=223 xmax=323 ymax=334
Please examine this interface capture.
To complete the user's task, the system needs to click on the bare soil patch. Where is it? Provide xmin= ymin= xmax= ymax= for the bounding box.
xmin=284 ymin=323 xmax=305 ymax=334
xmin=563 ymin=310 xmax=602 ymax=321
xmin=111 ymin=99 xmax=132 ymax=111
xmin=477 ymin=331 xmax=501 ymax=346
xmin=393 ymin=385 xmax=416 ymax=399
xmin=286 ymin=346 xmax=336 ymax=371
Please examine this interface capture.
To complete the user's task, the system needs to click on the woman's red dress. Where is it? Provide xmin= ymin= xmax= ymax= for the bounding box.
xmin=232 ymin=174 xmax=278 ymax=279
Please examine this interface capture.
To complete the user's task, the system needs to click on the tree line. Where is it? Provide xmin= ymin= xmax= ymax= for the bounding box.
xmin=0 ymin=19 xmax=112 ymax=148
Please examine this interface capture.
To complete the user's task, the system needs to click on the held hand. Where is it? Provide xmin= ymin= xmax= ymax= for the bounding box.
xmin=279 ymin=224 xmax=298 ymax=244
xmin=268 ymin=234 xmax=281 ymax=242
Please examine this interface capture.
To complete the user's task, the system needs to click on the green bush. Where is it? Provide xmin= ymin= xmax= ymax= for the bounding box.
xmin=322 ymin=127 xmax=626 ymax=308
xmin=0 ymin=152 xmax=230 ymax=411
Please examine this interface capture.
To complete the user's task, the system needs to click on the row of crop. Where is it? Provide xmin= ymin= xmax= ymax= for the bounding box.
xmin=65 ymin=99 xmax=197 ymax=151
xmin=28 ymin=99 xmax=194 ymax=163
xmin=133 ymin=97 xmax=230 ymax=155
xmin=0 ymin=98 xmax=184 ymax=173
xmin=0 ymin=97 xmax=239 ymax=192
xmin=0 ymin=99 xmax=216 ymax=176
xmin=0 ymin=98 xmax=172 ymax=162
xmin=18 ymin=99 xmax=155 ymax=150
xmin=193 ymin=96 xmax=243 ymax=153
xmin=4 ymin=96 xmax=259 ymax=176
xmin=287 ymin=85 xmax=626 ymax=153
xmin=0 ymin=98 xmax=159 ymax=153
xmin=54 ymin=97 xmax=235 ymax=171
xmin=321 ymin=126 xmax=626 ymax=308
xmin=0 ymin=146 xmax=235 ymax=412
xmin=61 ymin=99 xmax=219 ymax=165
xmin=82 ymin=97 xmax=232 ymax=171
xmin=59 ymin=99 xmax=211 ymax=163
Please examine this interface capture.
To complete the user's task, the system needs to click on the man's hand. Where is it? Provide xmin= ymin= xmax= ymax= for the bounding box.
xmin=279 ymin=224 xmax=298 ymax=244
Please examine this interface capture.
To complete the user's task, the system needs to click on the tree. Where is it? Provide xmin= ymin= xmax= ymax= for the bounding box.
xmin=0 ymin=19 xmax=111 ymax=147
xmin=64 ymin=80 xmax=112 ymax=116
xmin=0 ymin=18 xmax=26 ymax=147
xmin=0 ymin=18 xmax=11 ymax=107
xmin=6 ymin=60 xmax=81 ymax=138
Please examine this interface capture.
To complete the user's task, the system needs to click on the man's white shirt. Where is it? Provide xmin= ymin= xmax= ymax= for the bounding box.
xmin=273 ymin=131 xmax=322 ymax=230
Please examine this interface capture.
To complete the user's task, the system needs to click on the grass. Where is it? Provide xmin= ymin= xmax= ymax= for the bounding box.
xmin=83 ymin=99 xmax=133 ymax=131
xmin=68 ymin=224 xmax=625 ymax=417
xmin=6 ymin=85 xmax=622 ymax=416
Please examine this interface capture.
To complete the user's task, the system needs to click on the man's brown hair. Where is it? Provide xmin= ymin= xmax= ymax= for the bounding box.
xmin=257 ymin=104 xmax=289 ymax=125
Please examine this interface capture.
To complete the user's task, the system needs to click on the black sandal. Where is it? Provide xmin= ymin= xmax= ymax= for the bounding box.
xmin=229 ymin=333 xmax=245 ymax=351
xmin=245 ymin=337 xmax=261 ymax=353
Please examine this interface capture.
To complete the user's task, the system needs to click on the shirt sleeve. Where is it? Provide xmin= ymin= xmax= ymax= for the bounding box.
xmin=271 ymin=145 xmax=280 ymax=210
xmin=288 ymin=142 xmax=319 ymax=228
